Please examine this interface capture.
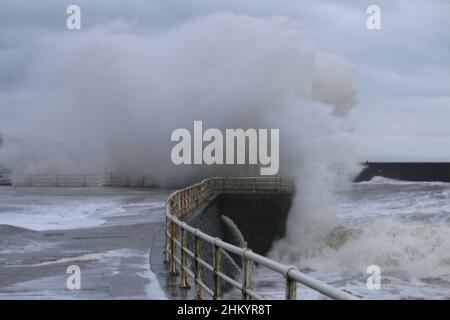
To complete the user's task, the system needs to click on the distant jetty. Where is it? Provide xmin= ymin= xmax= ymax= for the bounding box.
xmin=356 ymin=162 xmax=450 ymax=182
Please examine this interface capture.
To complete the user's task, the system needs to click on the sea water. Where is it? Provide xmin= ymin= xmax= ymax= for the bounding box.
xmin=254 ymin=177 xmax=450 ymax=300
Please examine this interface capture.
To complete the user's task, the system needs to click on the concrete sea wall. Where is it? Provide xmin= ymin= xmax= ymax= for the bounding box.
xmin=186 ymin=192 xmax=292 ymax=292
xmin=356 ymin=162 xmax=450 ymax=182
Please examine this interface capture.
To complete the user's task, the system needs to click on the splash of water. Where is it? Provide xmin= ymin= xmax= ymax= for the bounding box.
xmin=0 ymin=14 xmax=362 ymax=257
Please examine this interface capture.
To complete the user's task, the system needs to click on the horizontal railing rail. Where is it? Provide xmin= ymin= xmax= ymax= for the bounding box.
xmin=165 ymin=177 xmax=358 ymax=300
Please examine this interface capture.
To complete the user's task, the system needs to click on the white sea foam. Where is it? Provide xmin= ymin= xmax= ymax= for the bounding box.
xmin=358 ymin=176 xmax=450 ymax=186
xmin=264 ymin=180 xmax=450 ymax=299
xmin=0 ymin=188 xmax=167 ymax=231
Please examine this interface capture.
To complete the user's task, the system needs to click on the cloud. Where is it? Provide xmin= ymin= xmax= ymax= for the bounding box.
xmin=0 ymin=0 xmax=449 ymax=158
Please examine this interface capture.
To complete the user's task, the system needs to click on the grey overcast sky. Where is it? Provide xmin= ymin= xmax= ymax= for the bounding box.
xmin=0 ymin=0 xmax=449 ymax=160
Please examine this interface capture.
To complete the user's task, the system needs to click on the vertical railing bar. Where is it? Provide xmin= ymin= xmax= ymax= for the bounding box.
xmin=169 ymin=219 xmax=178 ymax=275
xmin=164 ymin=215 xmax=171 ymax=263
xmin=194 ymin=232 xmax=202 ymax=300
xmin=285 ymin=267 xmax=297 ymax=300
xmin=242 ymin=249 xmax=253 ymax=300
xmin=179 ymin=228 xmax=190 ymax=289
xmin=285 ymin=278 xmax=297 ymax=300
xmin=213 ymin=240 xmax=222 ymax=299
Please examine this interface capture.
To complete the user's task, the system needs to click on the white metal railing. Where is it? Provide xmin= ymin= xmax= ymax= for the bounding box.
xmin=165 ymin=177 xmax=358 ymax=300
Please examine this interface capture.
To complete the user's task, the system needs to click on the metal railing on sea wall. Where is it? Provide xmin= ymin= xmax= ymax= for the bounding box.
xmin=165 ymin=177 xmax=358 ymax=300
xmin=3 ymin=173 xmax=155 ymax=187
xmin=0 ymin=174 xmax=12 ymax=186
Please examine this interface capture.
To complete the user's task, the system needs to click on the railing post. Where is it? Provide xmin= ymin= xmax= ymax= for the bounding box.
xmin=201 ymin=183 xmax=204 ymax=203
xmin=194 ymin=233 xmax=202 ymax=300
xmin=180 ymin=192 xmax=183 ymax=217
xmin=184 ymin=190 xmax=188 ymax=216
xmin=189 ymin=189 xmax=192 ymax=212
xmin=183 ymin=191 xmax=186 ymax=216
xmin=285 ymin=278 xmax=297 ymax=300
xmin=164 ymin=216 xmax=171 ymax=263
xmin=285 ymin=267 xmax=297 ymax=300
xmin=242 ymin=249 xmax=253 ymax=300
xmin=179 ymin=228 xmax=190 ymax=289
xmin=213 ymin=240 xmax=222 ymax=300
xmin=178 ymin=193 xmax=182 ymax=218
xmin=169 ymin=220 xmax=178 ymax=275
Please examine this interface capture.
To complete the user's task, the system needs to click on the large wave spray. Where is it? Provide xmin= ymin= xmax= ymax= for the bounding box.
xmin=0 ymin=14 xmax=362 ymax=257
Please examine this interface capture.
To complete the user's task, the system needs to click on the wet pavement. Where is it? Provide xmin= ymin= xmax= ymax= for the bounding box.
xmin=0 ymin=187 xmax=171 ymax=299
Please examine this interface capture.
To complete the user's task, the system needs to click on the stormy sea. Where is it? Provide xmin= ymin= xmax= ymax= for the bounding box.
xmin=2 ymin=177 xmax=450 ymax=299
xmin=254 ymin=177 xmax=450 ymax=299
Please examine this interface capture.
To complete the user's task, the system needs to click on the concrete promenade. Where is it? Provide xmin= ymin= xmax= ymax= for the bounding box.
xmin=0 ymin=187 xmax=170 ymax=299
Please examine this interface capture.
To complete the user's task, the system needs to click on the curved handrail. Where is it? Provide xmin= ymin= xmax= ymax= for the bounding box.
xmin=165 ymin=177 xmax=358 ymax=300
